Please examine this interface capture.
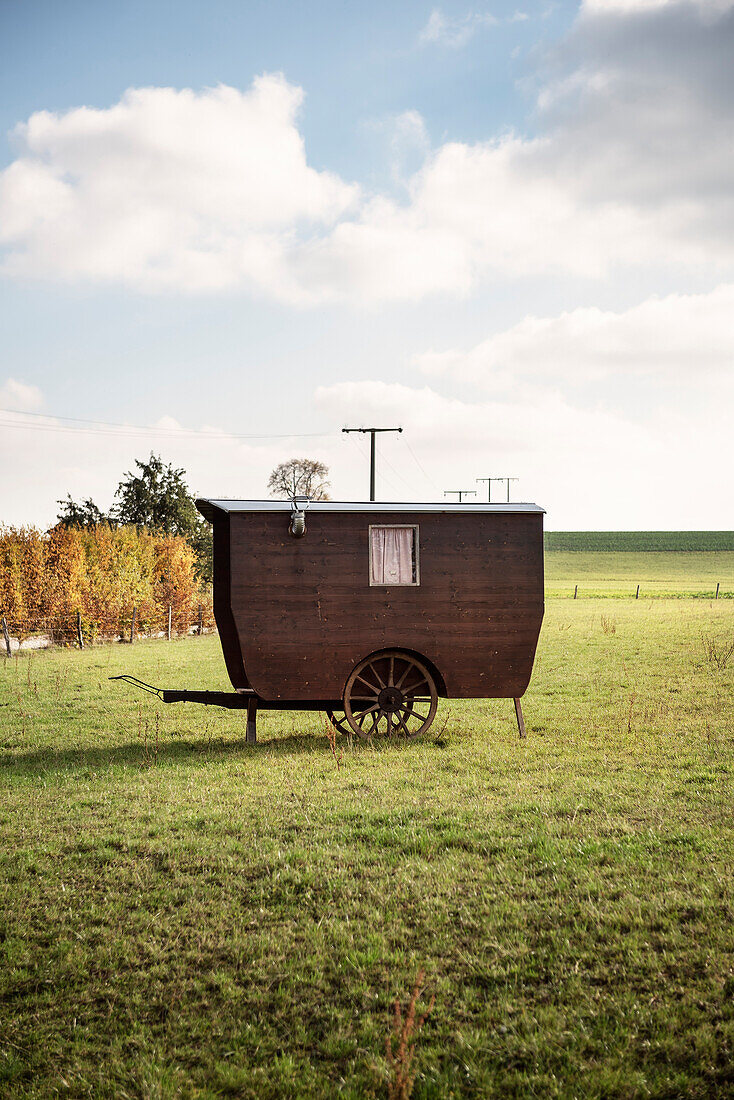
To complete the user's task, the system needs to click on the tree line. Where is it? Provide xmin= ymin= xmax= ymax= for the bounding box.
xmin=0 ymin=524 xmax=210 ymax=642
xmin=1 ymin=454 xmax=331 ymax=641
xmin=56 ymin=454 xmax=214 ymax=583
xmin=55 ymin=453 xmax=331 ymax=583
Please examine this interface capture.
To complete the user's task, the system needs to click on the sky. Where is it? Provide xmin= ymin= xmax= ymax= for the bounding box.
xmin=1 ymin=0 xmax=732 ymax=529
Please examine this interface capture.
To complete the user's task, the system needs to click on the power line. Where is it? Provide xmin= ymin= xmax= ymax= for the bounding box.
xmin=376 ymin=441 xmax=417 ymax=496
xmin=0 ymin=407 xmax=331 ymax=442
xmin=401 ymin=437 xmax=441 ymax=494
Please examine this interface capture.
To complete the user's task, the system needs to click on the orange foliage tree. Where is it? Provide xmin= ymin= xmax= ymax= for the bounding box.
xmin=0 ymin=524 xmax=212 ymax=641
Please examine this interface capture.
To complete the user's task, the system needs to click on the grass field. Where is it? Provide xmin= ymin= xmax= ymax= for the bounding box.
xmin=1 ymin=597 xmax=733 ymax=1098
xmin=544 ymin=532 xmax=734 ymax=552
xmin=545 ymin=551 xmax=734 ymax=598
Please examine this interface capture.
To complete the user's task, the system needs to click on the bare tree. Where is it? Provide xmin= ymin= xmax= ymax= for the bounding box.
xmin=267 ymin=458 xmax=331 ymax=500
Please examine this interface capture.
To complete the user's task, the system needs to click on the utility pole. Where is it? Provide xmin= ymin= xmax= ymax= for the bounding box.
xmin=476 ymin=477 xmax=518 ymax=503
xmin=444 ymin=490 xmax=477 ymax=503
xmin=342 ymin=426 xmax=403 ymax=501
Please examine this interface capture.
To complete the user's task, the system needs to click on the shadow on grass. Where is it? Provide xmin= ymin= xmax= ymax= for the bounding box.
xmin=0 ymin=730 xmax=416 ymax=777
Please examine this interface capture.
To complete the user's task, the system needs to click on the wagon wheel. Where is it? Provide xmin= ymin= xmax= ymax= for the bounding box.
xmin=325 ymin=710 xmax=352 ymax=736
xmin=343 ymin=651 xmax=438 ymax=740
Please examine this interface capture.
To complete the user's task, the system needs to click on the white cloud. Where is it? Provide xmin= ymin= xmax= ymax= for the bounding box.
xmin=288 ymin=136 xmax=671 ymax=303
xmin=0 ymin=76 xmax=358 ymax=297
xmin=395 ymin=284 xmax=734 ymax=525
xmin=366 ymin=109 xmax=431 ymax=188
xmin=2 ymin=1 xmax=734 ymax=302
xmin=0 ymin=377 xmax=43 ymax=410
xmin=387 ymin=110 xmax=430 ymax=172
xmin=582 ymin=0 xmax=734 ymax=14
xmin=1 ymin=366 xmax=729 ymax=529
xmin=418 ymin=8 xmax=498 ymax=48
xmin=0 ymin=402 xmax=348 ymax=528
xmin=314 ymin=377 xmax=733 ymax=528
xmin=414 ymin=284 xmax=734 ymax=392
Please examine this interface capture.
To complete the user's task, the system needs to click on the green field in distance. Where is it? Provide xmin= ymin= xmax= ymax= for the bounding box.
xmin=544 ymin=530 xmax=734 ymax=551
xmin=545 ymin=550 xmax=734 ymax=598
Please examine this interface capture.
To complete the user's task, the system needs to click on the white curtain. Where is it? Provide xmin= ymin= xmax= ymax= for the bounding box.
xmin=370 ymin=527 xmax=414 ymax=584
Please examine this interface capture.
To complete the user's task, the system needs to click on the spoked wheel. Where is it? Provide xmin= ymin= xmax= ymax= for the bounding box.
xmin=343 ymin=650 xmax=438 ymax=740
xmin=325 ymin=710 xmax=352 ymax=736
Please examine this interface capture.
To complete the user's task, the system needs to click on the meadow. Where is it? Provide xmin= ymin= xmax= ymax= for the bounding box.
xmin=544 ymin=532 xmax=734 ymax=552
xmin=1 ymin=587 xmax=733 ymax=1096
xmin=544 ymin=550 xmax=734 ymax=599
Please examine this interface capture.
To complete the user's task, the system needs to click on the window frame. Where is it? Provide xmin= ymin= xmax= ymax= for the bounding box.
xmin=368 ymin=523 xmax=420 ymax=587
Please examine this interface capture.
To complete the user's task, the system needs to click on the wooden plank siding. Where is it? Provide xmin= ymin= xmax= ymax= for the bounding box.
xmin=212 ymin=513 xmax=249 ymax=690
xmin=211 ymin=507 xmax=544 ymax=702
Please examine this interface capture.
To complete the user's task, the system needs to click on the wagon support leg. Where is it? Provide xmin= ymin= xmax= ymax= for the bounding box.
xmin=513 ymin=698 xmax=526 ymax=739
xmin=246 ymin=697 xmax=258 ymax=744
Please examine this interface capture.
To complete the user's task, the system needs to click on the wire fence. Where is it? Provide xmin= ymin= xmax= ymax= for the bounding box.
xmin=0 ymin=604 xmax=216 ymax=655
xmin=548 ymin=581 xmax=730 ymax=600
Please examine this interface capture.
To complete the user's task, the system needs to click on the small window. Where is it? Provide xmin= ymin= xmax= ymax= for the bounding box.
xmin=369 ymin=525 xmax=419 ymax=586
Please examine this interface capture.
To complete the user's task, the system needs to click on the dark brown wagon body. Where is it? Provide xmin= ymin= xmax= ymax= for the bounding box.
xmin=196 ymin=498 xmax=544 ymax=720
xmin=114 ymin=500 xmax=545 ymax=741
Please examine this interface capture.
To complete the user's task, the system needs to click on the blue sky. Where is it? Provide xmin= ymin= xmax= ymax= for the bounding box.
xmin=0 ymin=1 xmax=568 ymax=165
xmin=1 ymin=0 xmax=732 ymax=527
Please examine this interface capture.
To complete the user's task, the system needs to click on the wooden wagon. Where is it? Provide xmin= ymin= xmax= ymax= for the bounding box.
xmin=115 ymin=498 xmax=545 ymax=741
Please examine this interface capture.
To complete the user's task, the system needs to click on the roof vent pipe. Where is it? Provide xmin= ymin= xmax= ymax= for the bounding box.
xmin=289 ymin=496 xmax=310 ymax=538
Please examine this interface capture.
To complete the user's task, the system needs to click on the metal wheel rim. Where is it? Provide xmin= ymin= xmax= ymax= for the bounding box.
xmin=343 ymin=650 xmax=438 ymax=740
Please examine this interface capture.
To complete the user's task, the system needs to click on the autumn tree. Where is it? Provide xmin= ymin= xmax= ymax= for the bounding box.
xmin=54 ymin=455 xmax=213 ymax=584
xmin=267 ymin=458 xmax=330 ymax=500
xmin=0 ymin=524 xmax=212 ymax=641
xmin=111 ymin=453 xmax=212 ymax=583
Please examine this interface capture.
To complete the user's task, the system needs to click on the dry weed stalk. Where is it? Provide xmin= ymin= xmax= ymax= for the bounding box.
xmin=627 ymin=691 xmax=637 ymax=735
xmin=700 ymin=631 xmax=734 ymax=671
xmin=386 ymin=968 xmax=435 ymax=1100
xmin=323 ymin=716 xmax=343 ymax=770
xmin=601 ymin=615 xmax=616 ymax=635
xmin=431 ymin=707 xmax=451 ymax=745
xmin=136 ymin=702 xmax=159 ymax=767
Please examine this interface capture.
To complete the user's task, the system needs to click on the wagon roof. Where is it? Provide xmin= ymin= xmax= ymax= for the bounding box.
xmin=196 ymin=498 xmax=545 ymax=522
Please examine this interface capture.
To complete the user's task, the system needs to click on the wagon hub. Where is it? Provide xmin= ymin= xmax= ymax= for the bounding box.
xmin=378 ymin=686 xmax=404 ymax=713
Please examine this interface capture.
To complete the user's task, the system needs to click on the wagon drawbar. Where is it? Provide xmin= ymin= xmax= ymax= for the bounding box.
xmin=112 ymin=498 xmax=545 ymax=741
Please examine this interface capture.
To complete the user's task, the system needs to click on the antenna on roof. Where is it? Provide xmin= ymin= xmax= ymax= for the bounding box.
xmin=476 ymin=477 xmax=518 ymax=503
xmin=342 ymin=426 xmax=403 ymax=502
xmin=444 ymin=490 xmax=477 ymax=503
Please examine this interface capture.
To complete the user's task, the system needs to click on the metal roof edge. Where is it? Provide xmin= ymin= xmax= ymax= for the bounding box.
xmin=196 ymin=498 xmax=545 ymax=519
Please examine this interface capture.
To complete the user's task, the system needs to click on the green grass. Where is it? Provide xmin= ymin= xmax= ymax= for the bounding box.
xmin=1 ymin=600 xmax=733 ymax=1098
xmin=546 ymin=551 xmax=734 ymax=598
xmin=545 ymin=532 xmax=734 ymax=551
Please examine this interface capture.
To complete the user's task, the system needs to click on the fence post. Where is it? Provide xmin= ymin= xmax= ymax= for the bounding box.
xmin=573 ymin=585 xmax=578 ymax=600
xmin=76 ymin=610 xmax=84 ymax=649
xmin=635 ymin=584 xmax=640 ymax=600
xmin=167 ymin=605 xmax=172 ymax=641
xmin=198 ymin=604 xmax=203 ymax=636
xmin=1 ymin=616 xmax=10 ymax=658
xmin=715 ymin=582 xmax=720 ymax=600
xmin=130 ymin=606 xmax=136 ymax=645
